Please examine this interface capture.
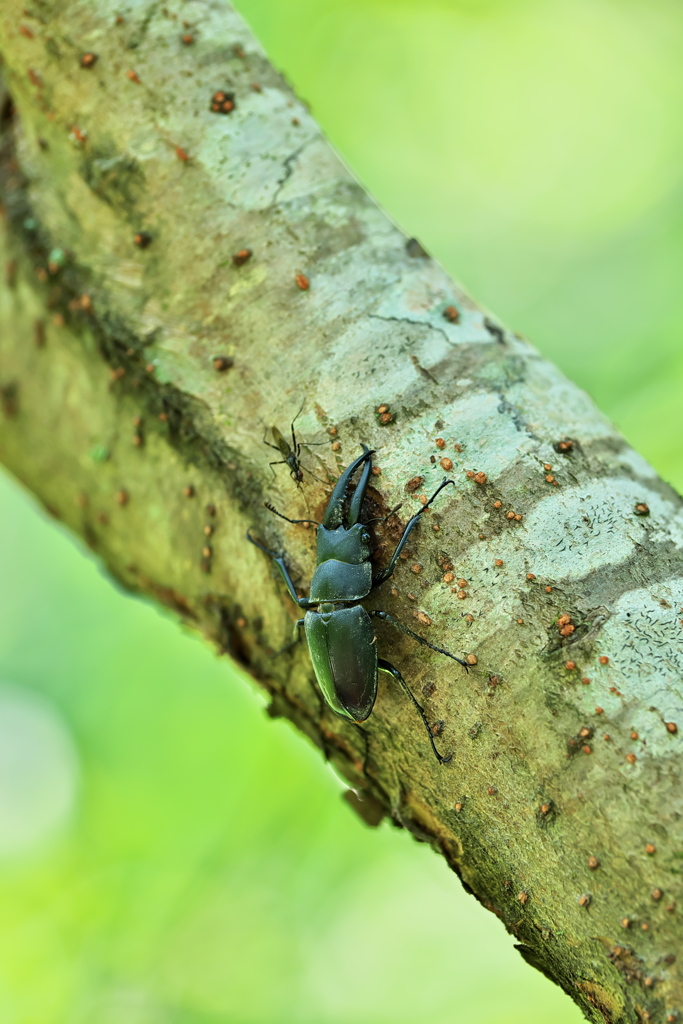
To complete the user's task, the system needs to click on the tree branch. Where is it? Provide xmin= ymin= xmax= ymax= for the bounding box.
xmin=1 ymin=3 xmax=682 ymax=1020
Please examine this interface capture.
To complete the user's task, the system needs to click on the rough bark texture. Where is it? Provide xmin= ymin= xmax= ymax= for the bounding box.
xmin=1 ymin=2 xmax=682 ymax=1021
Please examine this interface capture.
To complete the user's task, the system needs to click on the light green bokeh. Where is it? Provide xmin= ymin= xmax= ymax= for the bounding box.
xmin=1 ymin=1 xmax=682 ymax=1021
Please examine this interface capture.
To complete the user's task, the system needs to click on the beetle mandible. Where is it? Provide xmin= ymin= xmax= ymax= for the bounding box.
xmin=248 ymin=445 xmax=468 ymax=763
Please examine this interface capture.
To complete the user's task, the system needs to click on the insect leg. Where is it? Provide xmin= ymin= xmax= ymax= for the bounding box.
xmin=246 ymin=531 xmax=315 ymax=608
xmin=290 ymin=399 xmax=305 ymax=451
xmin=372 ymin=479 xmax=456 ymax=588
xmin=299 ymin=464 xmax=325 ymax=485
xmin=377 ymin=658 xmax=451 ymax=764
xmin=369 ymin=609 xmax=469 ymax=669
xmin=272 ymin=618 xmax=305 ymax=657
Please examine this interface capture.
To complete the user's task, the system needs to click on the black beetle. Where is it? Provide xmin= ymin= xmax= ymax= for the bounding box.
xmin=248 ymin=445 xmax=468 ymax=762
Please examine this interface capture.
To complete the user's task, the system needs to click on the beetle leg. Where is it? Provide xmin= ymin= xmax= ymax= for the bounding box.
xmin=372 ymin=478 xmax=456 ymax=588
xmin=369 ymin=609 xmax=469 ymax=670
xmin=246 ymin=531 xmax=315 ymax=608
xmin=377 ymin=658 xmax=452 ymax=764
xmin=272 ymin=618 xmax=305 ymax=658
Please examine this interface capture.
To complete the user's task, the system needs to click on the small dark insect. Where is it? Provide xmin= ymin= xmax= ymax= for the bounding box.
xmin=263 ymin=401 xmax=319 ymax=485
xmin=248 ymin=446 xmax=468 ymax=762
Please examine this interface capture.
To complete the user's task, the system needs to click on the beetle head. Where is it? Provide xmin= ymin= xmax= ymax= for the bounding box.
xmin=315 ymin=521 xmax=371 ymax=566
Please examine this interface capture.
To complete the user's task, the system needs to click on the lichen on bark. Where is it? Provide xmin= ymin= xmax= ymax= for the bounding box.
xmin=1 ymin=2 xmax=682 ymax=1021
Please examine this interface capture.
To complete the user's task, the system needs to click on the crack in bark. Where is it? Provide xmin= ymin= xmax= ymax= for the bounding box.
xmin=369 ymin=312 xmax=451 ymax=345
xmin=271 ymin=136 xmax=317 ymax=205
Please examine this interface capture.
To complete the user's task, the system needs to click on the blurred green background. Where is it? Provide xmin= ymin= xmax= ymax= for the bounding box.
xmin=1 ymin=0 xmax=682 ymax=1021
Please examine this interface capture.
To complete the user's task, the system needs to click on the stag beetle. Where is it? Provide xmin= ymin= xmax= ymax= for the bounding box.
xmin=248 ymin=445 xmax=468 ymax=762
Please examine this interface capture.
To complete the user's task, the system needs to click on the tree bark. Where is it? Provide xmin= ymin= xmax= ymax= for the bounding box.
xmin=1 ymin=2 xmax=682 ymax=1020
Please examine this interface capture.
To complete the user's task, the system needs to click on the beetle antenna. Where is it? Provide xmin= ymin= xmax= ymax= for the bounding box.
xmin=264 ymin=502 xmax=320 ymax=527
